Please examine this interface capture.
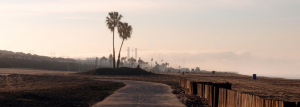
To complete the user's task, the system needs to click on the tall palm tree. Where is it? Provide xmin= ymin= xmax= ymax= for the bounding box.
xmin=116 ymin=22 xmax=132 ymax=68
xmin=151 ymin=58 xmax=153 ymax=67
xmin=105 ymin=12 xmax=123 ymax=68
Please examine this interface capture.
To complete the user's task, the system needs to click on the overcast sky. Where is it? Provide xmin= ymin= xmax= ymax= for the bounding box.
xmin=0 ymin=0 xmax=299 ymax=77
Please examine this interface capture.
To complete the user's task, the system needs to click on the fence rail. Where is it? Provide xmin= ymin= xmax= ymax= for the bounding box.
xmin=179 ymin=77 xmax=299 ymax=107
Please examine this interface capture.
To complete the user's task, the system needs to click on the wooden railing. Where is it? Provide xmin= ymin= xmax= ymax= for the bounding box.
xmin=179 ymin=77 xmax=299 ymax=107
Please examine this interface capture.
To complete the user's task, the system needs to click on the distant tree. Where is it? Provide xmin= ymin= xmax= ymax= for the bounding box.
xmin=120 ymin=57 xmax=127 ymax=67
xmin=195 ymin=67 xmax=200 ymax=72
xmin=164 ymin=62 xmax=169 ymax=71
xmin=120 ymin=61 xmax=124 ymax=67
xmin=108 ymin=54 xmax=113 ymax=68
xmin=106 ymin=11 xmax=123 ymax=68
xmin=127 ymin=57 xmax=136 ymax=67
xmin=150 ymin=61 xmax=160 ymax=72
xmin=103 ymin=57 xmax=107 ymax=67
xmin=145 ymin=62 xmax=148 ymax=67
xmin=138 ymin=57 xmax=145 ymax=67
xmin=124 ymin=57 xmax=128 ymax=67
xmin=100 ymin=56 xmax=107 ymax=67
xmin=116 ymin=22 xmax=132 ymax=68
xmin=151 ymin=58 xmax=153 ymax=67
xmin=161 ymin=62 xmax=169 ymax=72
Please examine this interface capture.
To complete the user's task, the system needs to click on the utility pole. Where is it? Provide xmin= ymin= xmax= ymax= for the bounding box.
xmin=127 ymin=47 xmax=130 ymax=58
xmin=132 ymin=47 xmax=134 ymax=58
xmin=135 ymin=48 xmax=137 ymax=59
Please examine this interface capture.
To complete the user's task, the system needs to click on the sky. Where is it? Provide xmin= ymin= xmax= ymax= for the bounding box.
xmin=0 ymin=0 xmax=299 ymax=77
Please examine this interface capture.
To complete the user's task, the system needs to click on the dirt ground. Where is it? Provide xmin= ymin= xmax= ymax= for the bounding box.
xmin=0 ymin=71 xmax=125 ymax=106
xmin=0 ymin=68 xmax=192 ymax=107
xmin=166 ymin=72 xmax=300 ymax=102
xmin=3 ymin=68 xmax=299 ymax=105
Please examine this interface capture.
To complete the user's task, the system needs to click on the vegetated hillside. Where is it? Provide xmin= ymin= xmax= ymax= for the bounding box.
xmin=0 ymin=57 xmax=94 ymax=71
xmin=79 ymin=67 xmax=156 ymax=75
xmin=0 ymin=50 xmax=76 ymax=62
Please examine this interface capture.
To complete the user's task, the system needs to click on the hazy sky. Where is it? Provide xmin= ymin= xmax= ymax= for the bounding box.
xmin=0 ymin=0 xmax=299 ymax=77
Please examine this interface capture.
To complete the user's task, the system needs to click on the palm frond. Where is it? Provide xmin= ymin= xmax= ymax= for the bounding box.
xmin=117 ymin=22 xmax=132 ymax=40
xmin=106 ymin=12 xmax=123 ymax=32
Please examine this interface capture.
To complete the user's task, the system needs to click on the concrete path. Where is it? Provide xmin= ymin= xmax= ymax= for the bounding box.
xmin=93 ymin=79 xmax=186 ymax=107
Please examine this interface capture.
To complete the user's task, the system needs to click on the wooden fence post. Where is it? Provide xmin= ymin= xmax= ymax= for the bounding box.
xmin=279 ymin=101 xmax=284 ymax=107
xmin=218 ymin=88 xmax=223 ymax=107
xmin=191 ymin=82 xmax=197 ymax=95
xmin=178 ymin=78 xmax=296 ymax=107
xmin=197 ymin=83 xmax=203 ymax=98
xmin=283 ymin=101 xmax=297 ymax=107
xmin=213 ymin=86 xmax=219 ymax=107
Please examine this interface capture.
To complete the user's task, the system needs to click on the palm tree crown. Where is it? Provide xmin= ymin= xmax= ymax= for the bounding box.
xmin=106 ymin=12 xmax=123 ymax=32
xmin=117 ymin=22 xmax=132 ymax=40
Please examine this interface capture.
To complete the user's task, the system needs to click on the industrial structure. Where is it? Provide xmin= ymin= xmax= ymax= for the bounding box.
xmin=127 ymin=47 xmax=137 ymax=59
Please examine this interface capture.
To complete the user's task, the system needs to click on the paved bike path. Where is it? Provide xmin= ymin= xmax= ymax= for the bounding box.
xmin=92 ymin=79 xmax=186 ymax=107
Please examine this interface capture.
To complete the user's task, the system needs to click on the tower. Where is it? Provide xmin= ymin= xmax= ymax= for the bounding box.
xmin=132 ymin=47 xmax=134 ymax=58
xmin=127 ymin=47 xmax=130 ymax=58
xmin=135 ymin=48 xmax=137 ymax=59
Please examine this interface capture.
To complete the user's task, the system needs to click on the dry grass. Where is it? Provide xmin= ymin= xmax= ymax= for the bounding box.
xmin=92 ymin=74 xmax=180 ymax=86
xmin=5 ymin=68 xmax=299 ymax=105
xmin=0 ymin=74 xmax=125 ymax=107
xmin=167 ymin=72 xmax=300 ymax=102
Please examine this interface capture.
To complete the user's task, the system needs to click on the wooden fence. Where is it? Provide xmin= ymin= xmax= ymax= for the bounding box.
xmin=179 ymin=77 xmax=299 ymax=107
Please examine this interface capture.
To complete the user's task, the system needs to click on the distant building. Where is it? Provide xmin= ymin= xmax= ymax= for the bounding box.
xmin=195 ymin=67 xmax=200 ymax=72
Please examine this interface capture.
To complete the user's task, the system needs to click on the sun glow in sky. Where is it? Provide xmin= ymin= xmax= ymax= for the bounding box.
xmin=0 ymin=0 xmax=300 ymax=77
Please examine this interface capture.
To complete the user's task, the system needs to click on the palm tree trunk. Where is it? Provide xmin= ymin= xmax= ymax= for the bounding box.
xmin=113 ymin=29 xmax=116 ymax=68
xmin=117 ymin=39 xmax=124 ymax=68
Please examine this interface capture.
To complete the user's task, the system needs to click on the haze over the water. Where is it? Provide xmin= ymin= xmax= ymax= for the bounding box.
xmin=0 ymin=0 xmax=299 ymax=77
